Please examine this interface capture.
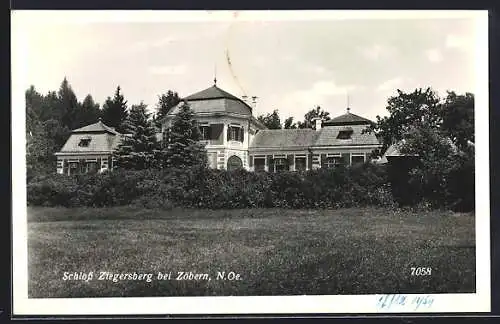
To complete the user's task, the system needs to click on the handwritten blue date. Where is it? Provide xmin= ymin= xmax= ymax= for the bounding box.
xmin=377 ymin=294 xmax=434 ymax=311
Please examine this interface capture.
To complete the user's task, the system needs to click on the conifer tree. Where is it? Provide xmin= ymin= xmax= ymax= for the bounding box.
xmin=154 ymin=90 xmax=181 ymax=127
xmin=78 ymin=94 xmax=101 ymax=127
xmin=114 ymin=102 xmax=159 ymax=170
xmin=102 ymin=86 xmax=129 ymax=133
xmin=162 ymin=101 xmax=208 ymax=169
xmin=57 ymin=77 xmax=80 ymax=130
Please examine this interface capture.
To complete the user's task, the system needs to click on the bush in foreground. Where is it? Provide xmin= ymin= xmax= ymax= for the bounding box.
xmin=27 ymin=163 xmax=398 ymax=210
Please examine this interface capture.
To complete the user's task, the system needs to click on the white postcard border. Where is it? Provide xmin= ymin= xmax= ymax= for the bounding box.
xmin=11 ymin=10 xmax=490 ymax=315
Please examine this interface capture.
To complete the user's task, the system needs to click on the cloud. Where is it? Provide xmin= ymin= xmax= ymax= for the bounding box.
xmin=359 ymin=44 xmax=397 ymax=61
xmin=150 ymin=36 xmax=178 ymax=48
xmin=311 ymin=80 xmax=357 ymax=96
xmin=445 ymin=34 xmax=472 ymax=51
xmin=148 ymin=65 xmax=187 ymax=75
xmin=129 ymin=36 xmax=178 ymax=53
xmin=279 ymin=80 xmax=359 ymax=119
xmin=301 ymin=64 xmax=329 ymax=75
xmin=425 ymin=48 xmax=443 ymax=63
xmin=253 ymin=56 xmax=268 ymax=67
xmin=377 ymin=77 xmax=408 ymax=92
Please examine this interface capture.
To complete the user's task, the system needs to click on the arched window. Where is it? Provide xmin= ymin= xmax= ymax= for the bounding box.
xmin=227 ymin=155 xmax=243 ymax=171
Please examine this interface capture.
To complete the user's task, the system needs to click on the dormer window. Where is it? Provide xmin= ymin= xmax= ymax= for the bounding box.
xmin=78 ymin=138 xmax=91 ymax=147
xmin=337 ymin=128 xmax=353 ymax=139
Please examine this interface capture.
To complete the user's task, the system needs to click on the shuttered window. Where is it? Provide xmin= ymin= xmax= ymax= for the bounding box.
xmin=227 ymin=126 xmax=244 ymax=142
xmin=295 ymin=157 xmax=307 ymax=171
xmin=199 ymin=125 xmax=210 ymax=140
xmin=351 ymin=154 xmax=365 ymax=165
xmin=254 ymin=158 xmax=265 ymax=171
xmin=210 ymin=124 xmax=224 ymax=143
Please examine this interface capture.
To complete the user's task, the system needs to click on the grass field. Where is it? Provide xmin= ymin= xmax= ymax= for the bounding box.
xmin=27 ymin=207 xmax=475 ymax=298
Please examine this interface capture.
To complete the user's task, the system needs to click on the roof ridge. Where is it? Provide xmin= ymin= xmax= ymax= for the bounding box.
xmin=72 ymin=120 xmax=120 ymax=135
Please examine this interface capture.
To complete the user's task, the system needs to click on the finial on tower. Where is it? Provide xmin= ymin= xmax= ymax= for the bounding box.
xmin=346 ymin=93 xmax=351 ymax=113
xmin=213 ymin=64 xmax=217 ymax=86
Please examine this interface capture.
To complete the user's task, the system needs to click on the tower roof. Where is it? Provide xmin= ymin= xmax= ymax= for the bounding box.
xmin=183 ymin=85 xmax=243 ymax=102
xmin=168 ymin=84 xmax=253 ymax=116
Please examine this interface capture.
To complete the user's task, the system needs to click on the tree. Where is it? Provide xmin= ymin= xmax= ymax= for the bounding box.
xmin=57 ymin=77 xmax=81 ymax=130
xmin=26 ymin=85 xmax=73 ymax=179
xmin=25 ymin=86 xmax=44 ymax=136
xmin=363 ymin=87 xmax=442 ymax=156
xmin=78 ymin=94 xmax=101 ymax=127
xmin=114 ymin=102 xmax=160 ymax=170
xmin=257 ymin=109 xmax=282 ymax=129
xmin=440 ymin=91 xmax=474 ymax=152
xmin=101 ymin=86 xmax=129 ymax=133
xmin=297 ymin=106 xmax=331 ymax=129
xmin=26 ymin=118 xmax=71 ymax=179
xmin=162 ymin=101 xmax=208 ymax=169
xmin=367 ymin=87 xmax=474 ymax=211
xmin=284 ymin=116 xmax=297 ymax=129
xmin=154 ymin=90 xmax=181 ymax=127
xmin=26 ymin=120 xmax=52 ymax=179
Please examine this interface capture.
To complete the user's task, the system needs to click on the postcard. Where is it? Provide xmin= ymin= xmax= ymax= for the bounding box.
xmin=11 ymin=9 xmax=490 ymax=316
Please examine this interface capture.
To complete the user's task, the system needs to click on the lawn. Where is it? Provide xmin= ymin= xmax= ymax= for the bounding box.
xmin=27 ymin=207 xmax=475 ymax=298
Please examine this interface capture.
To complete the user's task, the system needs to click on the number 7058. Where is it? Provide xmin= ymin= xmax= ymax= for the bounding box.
xmin=411 ymin=267 xmax=432 ymax=276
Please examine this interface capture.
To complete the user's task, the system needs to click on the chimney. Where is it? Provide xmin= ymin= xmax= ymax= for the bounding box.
xmin=312 ymin=117 xmax=322 ymax=131
xmin=251 ymin=96 xmax=258 ymax=110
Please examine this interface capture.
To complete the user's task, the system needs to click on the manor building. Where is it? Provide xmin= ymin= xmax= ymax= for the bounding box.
xmin=55 ymin=82 xmax=382 ymax=174
xmin=161 ymin=82 xmax=382 ymax=171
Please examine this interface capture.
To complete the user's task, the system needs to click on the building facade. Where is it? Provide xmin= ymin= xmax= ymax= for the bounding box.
xmin=248 ymin=108 xmax=381 ymax=172
xmin=55 ymin=83 xmax=382 ymax=174
xmin=162 ymin=83 xmax=382 ymax=171
xmin=161 ymin=83 xmax=267 ymax=170
xmin=54 ymin=119 xmax=123 ymax=175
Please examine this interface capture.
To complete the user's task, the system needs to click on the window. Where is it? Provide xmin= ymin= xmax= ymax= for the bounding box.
xmin=351 ymin=154 xmax=365 ymax=165
xmin=69 ymin=162 xmax=78 ymax=175
xmin=86 ymin=161 xmax=98 ymax=174
xmin=199 ymin=125 xmax=210 ymax=140
xmin=254 ymin=158 xmax=265 ymax=171
xmin=227 ymin=155 xmax=243 ymax=171
xmin=295 ymin=157 xmax=307 ymax=171
xmin=78 ymin=138 xmax=91 ymax=147
xmin=337 ymin=130 xmax=353 ymax=139
xmin=273 ymin=158 xmax=288 ymax=172
xmin=162 ymin=129 xmax=170 ymax=146
xmin=228 ymin=126 xmax=244 ymax=142
xmin=231 ymin=127 xmax=239 ymax=141
xmin=324 ymin=157 xmax=342 ymax=169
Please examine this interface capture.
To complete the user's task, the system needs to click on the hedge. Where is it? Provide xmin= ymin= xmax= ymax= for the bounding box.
xmin=27 ymin=163 xmax=397 ymax=210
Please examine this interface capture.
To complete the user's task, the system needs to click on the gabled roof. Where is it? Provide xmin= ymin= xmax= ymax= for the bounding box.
xmin=322 ymin=111 xmax=372 ymax=126
xmin=72 ymin=120 xmax=120 ymax=135
xmin=250 ymin=129 xmax=318 ymax=149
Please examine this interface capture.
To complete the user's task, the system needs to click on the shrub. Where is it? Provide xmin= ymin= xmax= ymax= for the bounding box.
xmin=27 ymin=164 xmax=399 ymax=210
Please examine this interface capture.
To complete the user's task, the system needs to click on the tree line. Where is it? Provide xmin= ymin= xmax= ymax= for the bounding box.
xmin=26 ymin=77 xmax=181 ymax=178
xmin=27 ymin=78 xmax=474 ymax=189
xmin=256 ymin=105 xmax=331 ymax=130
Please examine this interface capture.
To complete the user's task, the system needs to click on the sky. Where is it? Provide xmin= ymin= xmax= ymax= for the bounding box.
xmin=12 ymin=11 xmax=481 ymax=123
